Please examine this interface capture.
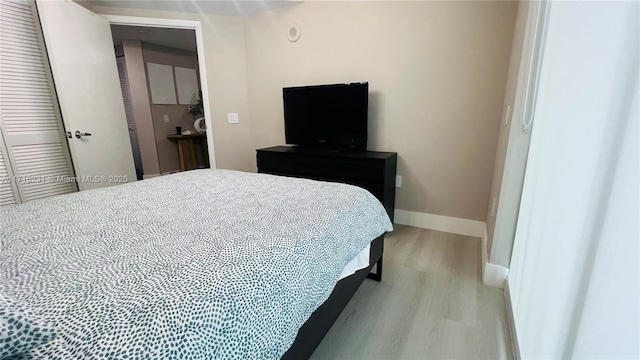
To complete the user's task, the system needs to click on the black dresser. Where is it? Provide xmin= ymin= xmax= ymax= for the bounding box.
xmin=256 ymin=146 xmax=397 ymax=221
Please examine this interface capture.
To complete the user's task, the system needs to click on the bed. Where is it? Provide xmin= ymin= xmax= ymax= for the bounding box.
xmin=0 ymin=169 xmax=392 ymax=359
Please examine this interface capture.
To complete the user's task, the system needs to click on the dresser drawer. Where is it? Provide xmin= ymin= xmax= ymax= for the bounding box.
xmin=257 ymin=152 xmax=385 ymax=184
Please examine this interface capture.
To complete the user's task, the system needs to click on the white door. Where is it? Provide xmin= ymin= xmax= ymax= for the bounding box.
xmin=37 ymin=0 xmax=136 ymax=190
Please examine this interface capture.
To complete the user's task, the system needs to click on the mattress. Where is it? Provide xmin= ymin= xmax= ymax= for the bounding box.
xmin=0 ymin=169 xmax=393 ymax=359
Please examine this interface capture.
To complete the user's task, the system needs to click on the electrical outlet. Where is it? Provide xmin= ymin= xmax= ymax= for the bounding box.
xmin=395 ymin=175 xmax=402 ymax=188
xmin=163 ymin=115 xmax=170 ymax=123
xmin=227 ymin=113 xmax=239 ymax=124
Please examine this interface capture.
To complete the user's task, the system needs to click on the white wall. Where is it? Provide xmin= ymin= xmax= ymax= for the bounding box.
xmin=571 ymin=82 xmax=639 ymax=359
xmin=485 ymin=0 xmax=530 ymax=268
xmin=507 ymin=1 xmax=639 ymax=358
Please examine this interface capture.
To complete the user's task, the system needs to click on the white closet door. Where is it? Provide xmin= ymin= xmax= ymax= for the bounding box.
xmin=0 ymin=0 xmax=77 ymax=204
xmin=0 ymin=141 xmax=19 ymax=206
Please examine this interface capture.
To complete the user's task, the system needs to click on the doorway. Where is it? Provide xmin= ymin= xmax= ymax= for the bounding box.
xmin=110 ymin=25 xmax=208 ymax=179
xmin=102 ymin=15 xmax=215 ymax=179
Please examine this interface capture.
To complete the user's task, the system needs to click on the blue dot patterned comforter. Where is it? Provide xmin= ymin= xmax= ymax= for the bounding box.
xmin=0 ymin=169 xmax=393 ymax=359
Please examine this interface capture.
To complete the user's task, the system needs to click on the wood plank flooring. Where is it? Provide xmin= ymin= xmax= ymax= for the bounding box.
xmin=310 ymin=225 xmax=514 ymax=360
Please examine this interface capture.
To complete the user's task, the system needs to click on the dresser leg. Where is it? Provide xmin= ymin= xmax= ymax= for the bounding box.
xmin=367 ymin=257 xmax=383 ymax=282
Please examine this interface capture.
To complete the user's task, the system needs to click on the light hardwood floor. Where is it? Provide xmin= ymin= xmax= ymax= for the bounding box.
xmin=311 ymin=225 xmax=514 ymax=360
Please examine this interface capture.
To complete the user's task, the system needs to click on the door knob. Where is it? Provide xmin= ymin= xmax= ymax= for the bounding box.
xmin=75 ymin=131 xmax=92 ymax=139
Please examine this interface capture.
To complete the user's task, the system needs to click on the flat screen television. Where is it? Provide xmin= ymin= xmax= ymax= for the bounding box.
xmin=283 ymin=82 xmax=368 ymax=151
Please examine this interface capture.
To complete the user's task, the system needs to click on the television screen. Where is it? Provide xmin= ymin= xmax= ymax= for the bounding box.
xmin=283 ymin=82 xmax=368 ymax=150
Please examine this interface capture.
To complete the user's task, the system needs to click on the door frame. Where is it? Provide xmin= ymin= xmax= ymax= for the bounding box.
xmin=101 ymin=15 xmax=217 ymax=169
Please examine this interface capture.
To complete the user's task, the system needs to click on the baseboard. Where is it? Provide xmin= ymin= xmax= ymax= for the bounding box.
xmin=481 ymin=224 xmax=509 ymax=288
xmin=481 ymin=223 xmax=488 ymax=284
xmin=395 ymin=210 xmax=509 ymax=288
xmin=504 ymin=279 xmax=521 ymax=360
xmin=394 ymin=209 xmax=485 ymax=238
xmin=483 ymin=262 xmax=509 ymax=288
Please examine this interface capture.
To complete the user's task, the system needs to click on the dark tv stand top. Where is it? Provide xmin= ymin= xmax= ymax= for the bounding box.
xmin=265 ymin=145 xmax=396 ymax=159
xmin=291 ymin=146 xmax=342 ymax=154
xmin=256 ymin=145 xmax=397 ymax=221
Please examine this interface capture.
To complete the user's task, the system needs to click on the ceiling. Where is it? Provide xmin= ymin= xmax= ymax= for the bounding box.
xmin=90 ymin=0 xmax=297 ymax=17
xmin=111 ymin=25 xmax=197 ymax=52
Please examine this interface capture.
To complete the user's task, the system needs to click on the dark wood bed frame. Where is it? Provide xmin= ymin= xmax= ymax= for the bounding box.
xmin=256 ymin=146 xmax=395 ymax=358
xmin=281 ymin=234 xmax=384 ymax=359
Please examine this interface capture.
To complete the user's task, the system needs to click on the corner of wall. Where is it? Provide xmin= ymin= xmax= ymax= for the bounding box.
xmin=481 ymin=223 xmax=488 ymax=282
xmin=482 ymin=223 xmax=509 ymax=288
xmin=483 ymin=261 xmax=509 ymax=288
xmin=240 ymin=16 xmax=255 ymax=172
xmin=394 ymin=210 xmax=509 ymax=288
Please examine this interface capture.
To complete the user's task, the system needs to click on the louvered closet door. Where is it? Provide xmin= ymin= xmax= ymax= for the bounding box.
xmin=0 ymin=0 xmax=77 ymax=205
xmin=0 ymin=139 xmax=19 ymax=206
